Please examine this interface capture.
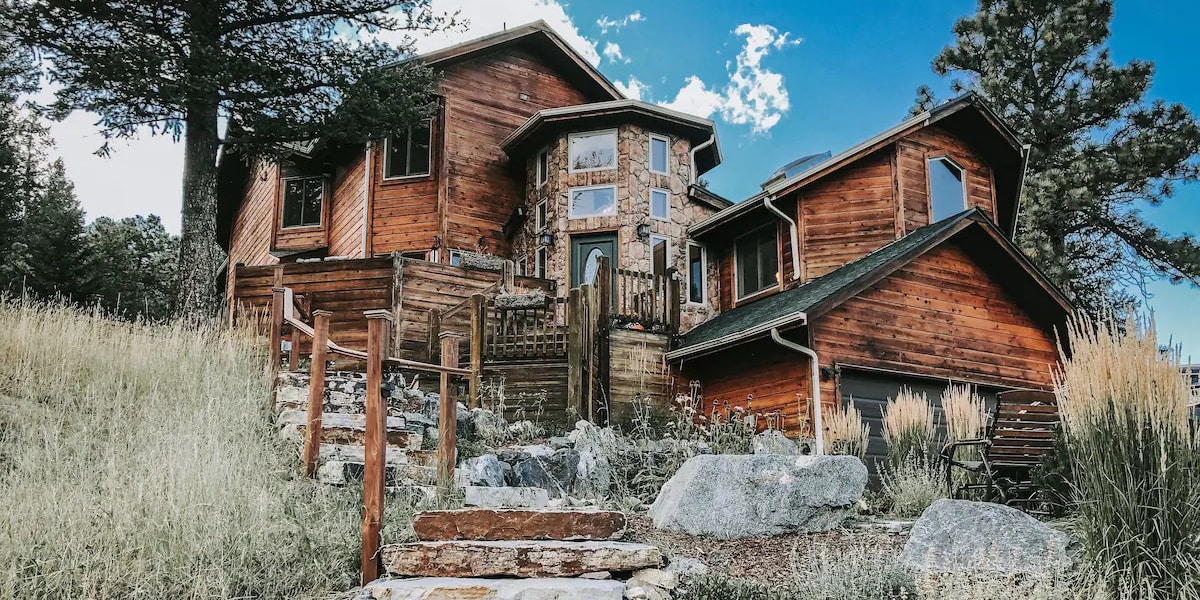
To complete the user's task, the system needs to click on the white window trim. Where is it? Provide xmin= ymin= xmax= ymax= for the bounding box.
xmin=535 ymin=247 xmax=548 ymax=279
xmin=383 ymin=119 xmax=433 ymax=181
xmin=649 ymin=133 xmax=670 ymax=175
xmin=649 ymin=234 xmax=671 ymax=278
xmin=535 ymin=200 xmax=547 ymax=231
xmin=536 ymin=147 xmax=549 ymax=187
xmin=567 ymin=129 xmax=619 ymax=174
xmin=516 ymin=255 xmax=528 ymax=276
xmin=449 ymin=249 xmax=462 ymax=266
xmin=926 ymin=155 xmax=968 ymax=222
xmin=686 ymin=241 xmax=707 ymax=305
xmin=280 ymin=175 xmax=325 ymax=229
xmin=567 ymin=184 xmax=618 ymax=219
xmin=733 ymin=224 xmax=781 ymax=302
xmin=649 ymin=187 xmax=671 ymax=222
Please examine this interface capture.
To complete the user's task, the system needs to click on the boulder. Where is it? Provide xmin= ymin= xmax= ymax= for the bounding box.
xmin=413 ymin=508 xmax=626 ymax=541
xmin=900 ymin=499 xmax=1077 ymax=575
xmin=462 ymin=486 xmax=550 ymax=509
xmin=358 ymin=577 xmax=625 ymax=600
xmin=455 ymin=454 xmax=505 ymax=487
xmin=649 ymin=454 xmax=867 ymax=538
xmin=380 ymin=540 xmax=662 ymax=578
xmin=752 ymin=430 xmax=800 ymax=455
xmin=512 ymin=448 xmax=579 ymax=495
xmin=569 ymin=422 xmax=615 ymax=499
xmin=665 ymin=557 xmax=708 ymax=577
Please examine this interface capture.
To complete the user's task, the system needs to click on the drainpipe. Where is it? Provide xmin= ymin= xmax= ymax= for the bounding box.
xmin=770 ymin=328 xmax=824 ymax=455
xmin=361 ymin=141 xmax=372 ymax=257
xmin=763 ymin=195 xmax=801 ymax=282
xmin=689 ymin=135 xmax=716 ymax=185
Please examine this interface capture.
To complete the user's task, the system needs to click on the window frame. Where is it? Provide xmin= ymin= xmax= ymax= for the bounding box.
xmin=926 ymin=155 xmax=968 ymax=223
xmin=567 ymin=129 xmax=619 ymax=174
xmin=516 ymin=255 xmax=528 ymax=277
xmin=649 ymin=187 xmax=670 ymax=222
xmin=649 ymin=133 xmax=670 ymax=175
xmin=448 ymin=250 xmax=462 ymax=267
xmin=535 ymin=246 xmax=548 ymax=279
xmin=399 ymin=250 xmax=429 ymax=261
xmin=383 ymin=119 xmax=434 ymax=180
xmin=686 ymin=241 xmax=707 ymax=305
xmin=280 ymin=175 xmax=326 ymax=229
xmin=733 ymin=224 xmax=781 ymax=302
xmin=535 ymin=200 xmax=547 ymax=231
xmin=567 ymin=184 xmax=618 ymax=219
xmin=536 ymin=147 xmax=549 ymax=187
xmin=649 ymin=234 xmax=672 ymax=279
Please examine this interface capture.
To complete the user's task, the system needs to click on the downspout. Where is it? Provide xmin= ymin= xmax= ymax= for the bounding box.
xmin=763 ymin=195 xmax=801 ymax=282
xmin=689 ymin=135 xmax=716 ymax=185
xmin=361 ymin=141 xmax=372 ymax=257
xmin=770 ymin=328 xmax=824 ymax=455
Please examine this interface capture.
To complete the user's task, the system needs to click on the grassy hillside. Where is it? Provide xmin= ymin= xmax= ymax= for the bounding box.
xmin=0 ymin=300 xmax=380 ymax=599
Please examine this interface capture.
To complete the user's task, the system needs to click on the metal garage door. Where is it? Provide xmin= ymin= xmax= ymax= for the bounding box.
xmin=838 ymin=369 xmax=1003 ymax=480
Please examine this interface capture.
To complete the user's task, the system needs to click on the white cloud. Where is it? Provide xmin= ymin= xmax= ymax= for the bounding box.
xmin=659 ymin=24 xmax=801 ymax=134
xmin=596 ymin=11 xmax=645 ymax=34
xmin=602 ymin=41 xmax=630 ymax=64
xmin=613 ymin=76 xmax=648 ymax=101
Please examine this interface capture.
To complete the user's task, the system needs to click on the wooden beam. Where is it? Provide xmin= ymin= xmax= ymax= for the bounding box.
xmin=566 ymin=287 xmax=584 ymax=419
xmin=437 ymin=332 xmax=462 ymax=498
xmin=361 ymin=309 xmax=393 ymax=585
xmin=302 ymin=310 xmax=332 ymax=478
xmin=596 ymin=256 xmax=611 ymax=319
xmin=469 ymin=294 xmax=486 ymax=409
xmin=269 ymin=287 xmax=285 ymax=398
xmin=427 ymin=308 xmax=441 ymax=364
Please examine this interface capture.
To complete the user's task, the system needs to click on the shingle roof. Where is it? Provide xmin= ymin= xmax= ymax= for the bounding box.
xmin=674 ymin=210 xmax=981 ymax=355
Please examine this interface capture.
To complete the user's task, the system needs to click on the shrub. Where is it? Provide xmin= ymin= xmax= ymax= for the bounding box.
xmin=683 ymin=575 xmax=789 ymax=600
xmin=878 ymin=454 xmax=947 ymax=517
xmin=940 ymin=384 xmax=985 ymax=443
xmin=882 ymin=387 xmax=934 ymax=466
xmin=790 ymin=543 xmax=915 ymax=599
xmin=1054 ymin=315 xmax=1200 ymax=598
xmin=824 ymin=399 xmax=869 ymax=458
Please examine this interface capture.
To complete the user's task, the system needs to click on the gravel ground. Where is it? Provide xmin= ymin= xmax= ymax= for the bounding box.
xmin=623 ymin=514 xmax=911 ymax=587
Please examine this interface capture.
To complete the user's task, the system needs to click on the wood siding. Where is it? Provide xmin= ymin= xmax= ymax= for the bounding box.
xmin=480 ymin=361 xmax=571 ymax=428
xmin=896 ymin=126 xmax=996 ymax=234
xmin=796 ymin=149 xmax=896 ymax=281
xmin=607 ymin=328 xmax=672 ymax=426
xmin=225 ymin=161 xmax=278 ymax=300
xmin=329 ymin=151 xmax=368 ymax=257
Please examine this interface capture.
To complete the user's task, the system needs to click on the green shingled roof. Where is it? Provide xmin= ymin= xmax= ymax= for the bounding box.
xmin=675 ymin=209 xmax=981 ymax=354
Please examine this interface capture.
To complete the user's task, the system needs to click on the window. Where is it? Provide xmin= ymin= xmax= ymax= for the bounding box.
xmin=568 ymin=130 xmax=617 ymax=172
xmin=399 ymin=250 xmax=428 ymax=261
xmin=735 ymin=225 xmax=780 ymax=300
xmin=650 ymin=188 xmax=670 ymax=221
xmin=649 ymin=134 xmax=669 ymax=175
xmin=516 ymin=255 xmax=528 ymax=276
xmin=687 ymin=242 xmax=706 ymax=304
xmin=535 ymin=200 xmax=547 ymax=231
xmin=449 ymin=250 xmax=462 ymax=266
xmin=281 ymin=176 xmax=324 ymax=228
xmin=384 ymin=120 xmax=432 ymax=178
xmin=569 ymin=185 xmax=617 ymax=219
xmin=536 ymin=148 xmax=549 ymax=186
xmin=928 ymin=156 xmax=966 ymax=222
xmin=535 ymin=247 xmax=547 ymax=279
xmin=650 ymin=235 xmax=670 ymax=278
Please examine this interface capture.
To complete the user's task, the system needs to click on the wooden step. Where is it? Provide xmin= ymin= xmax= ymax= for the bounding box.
xmin=381 ymin=540 xmax=662 ymax=578
xmin=413 ymin=509 xmax=627 ymax=541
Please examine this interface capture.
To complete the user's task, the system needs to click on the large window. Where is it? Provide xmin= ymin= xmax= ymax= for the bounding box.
xmin=568 ymin=130 xmax=617 ymax=172
xmin=735 ymin=225 xmax=780 ymax=300
xmin=569 ymin=185 xmax=617 ymax=218
xmin=687 ymin=242 xmax=706 ymax=304
xmin=650 ymin=235 xmax=670 ymax=278
xmin=650 ymin=188 xmax=670 ymax=221
xmin=384 ymin=120 xmax=432 ymax=179
xmin=282 ymin=176 xmax=324 ymax=228
xmin=649 ymin=134 xmax=669 ymax=175
xmin=928 ymin=156 xmax=966 ymax=222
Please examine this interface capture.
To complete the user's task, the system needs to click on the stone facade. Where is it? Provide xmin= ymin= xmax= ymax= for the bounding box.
xmin=510 ymin=124 xmax=721 ymax=331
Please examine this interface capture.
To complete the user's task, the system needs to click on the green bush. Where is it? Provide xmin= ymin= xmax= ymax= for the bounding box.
xmin=878 ymin=454 xmax=947 ymax=518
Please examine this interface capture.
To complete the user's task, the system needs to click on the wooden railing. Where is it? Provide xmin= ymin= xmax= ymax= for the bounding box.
xmin=599 ymin=258 xmax=681 ymax=331
xmin=482 ymin=296 xmax=570 ymax=360
xmin=269 ymin=286 xmax=469 ymax=585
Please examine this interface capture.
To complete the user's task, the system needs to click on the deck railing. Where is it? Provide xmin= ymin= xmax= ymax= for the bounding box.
xmin=482 ymin=296 xmax=570 ymax=360
xmin=594 ymin=256 xmax=681 ymax=331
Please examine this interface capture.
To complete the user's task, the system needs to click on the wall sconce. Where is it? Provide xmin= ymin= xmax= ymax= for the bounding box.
xmin=538 ymin=231 xmax=555 ymax=247
xmin=636 ymin=222 xmax=651 ymax=242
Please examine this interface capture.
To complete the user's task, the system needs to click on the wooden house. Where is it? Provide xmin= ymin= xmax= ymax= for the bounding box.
xmin=218 ymin=22 xmax=1073 ymax=454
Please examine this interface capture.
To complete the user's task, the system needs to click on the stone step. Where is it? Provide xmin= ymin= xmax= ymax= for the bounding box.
xmin=319 ymin=461 xmax=437 ymax=487
xmin=277 ymin=410 xmax=423 ymax=448
xmin=413 ymin=508 xmax=627 ymax=541
xmin=318 ymin=443 xmax=410 ymax=465
xmin=362 ymin=577 xmax=624 ymax=600
xmin=462 ymin=485 xmax=550 ymax=508
xmin=381 ymin=540 xmax=662 ymax=578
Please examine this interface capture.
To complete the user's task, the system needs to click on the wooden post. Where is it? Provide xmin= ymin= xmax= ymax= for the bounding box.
xmin=469 ymin=294 xmax=485 ymax=409
xmin=583 ymin=284 xmax=600 ymax=422
xmin=269 ymin=287 xmax=285 ymax=386
xmin=437 ymin=332 xmax=462 ymax=498
xmin=302 ymin=310 xmax=332 ymax=478
xmin=668 ymin=276 xmax=682 ymax=331
xmin=361 ymin=309 xmax=392 ymax=585
xmin=596 ymin=256 xmax=611 ymax=319
xmin=427 ymin=309 xmax=441 ymax=364
xmin=566 ymin=287 xmax=584 ymax=419
xmin=289 ymin=325 xmax=301 ymax=371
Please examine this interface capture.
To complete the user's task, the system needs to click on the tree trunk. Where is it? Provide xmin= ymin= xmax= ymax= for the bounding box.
xmin=175 ymin=96 xmax=223 ymax=318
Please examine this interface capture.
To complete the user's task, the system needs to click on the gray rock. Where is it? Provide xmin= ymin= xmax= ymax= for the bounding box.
xmin=494 ymin=291 xmax=548 ymax=309
xmin=471 ymin=408 xmax=506 ymax=443
xmin=455 ymin=402 xmax=474 ymax=439
xmin=455 ymin=454 xmax=505 ymax=487
xmin=459 ymin=251 xmax=507 ymax=271
xmin=900 ymin=499 xmax=1077 ymax=575
xmin=462 ymin=486 xmax=550 ymax=508
xmin=360 ymin=577 xmax=625 ymax=600
xmin=752 ymin=430 xmax=799 ymax=455
xmin=665 ymin=557 xmax=708 ymax=576
xmin=513 ymin=448 xmax=579 ymax=495
xmin=550 ymin=436 xmax=573 ymax=449
xmin=569 ymin=421 xmax=615 ymax=499
xmin=649 ymin=454 xmax=867 ymax=538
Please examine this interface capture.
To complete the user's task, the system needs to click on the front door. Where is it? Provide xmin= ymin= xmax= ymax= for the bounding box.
xmin=570 ymin=233 xmax=617 ymax=288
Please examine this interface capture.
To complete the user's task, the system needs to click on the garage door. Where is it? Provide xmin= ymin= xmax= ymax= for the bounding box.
xmin=838 ymin=369 xmax=1002 ymax=480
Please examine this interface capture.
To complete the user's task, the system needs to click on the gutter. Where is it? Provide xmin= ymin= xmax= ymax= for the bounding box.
xmin=769 ymin=328 xmax=825 ymax=455
xmin=665 ymin=310 xmax=807 ymax=362
xmin=689 ymin=134 xmax=716 ymax=184
xmin=763 ymin=194 xmax=801 ymax=282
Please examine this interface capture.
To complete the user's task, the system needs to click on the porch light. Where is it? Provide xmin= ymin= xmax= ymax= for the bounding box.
xmin=538 ymin=231 xmax=555 ymax=247
xmin=636 ymin=222 xmax=651 ymax=241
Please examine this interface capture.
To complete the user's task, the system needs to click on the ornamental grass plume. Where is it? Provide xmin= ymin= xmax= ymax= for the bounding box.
xmin=1054 ymin=314 xmax=1200 ymax=599
xmin=824 ymin=399 xmax=869 ymax=458
xmin=882 ymin=387 xmax=934 ymax=465
xmin=941 ymin=383 xmax=986 ymax=443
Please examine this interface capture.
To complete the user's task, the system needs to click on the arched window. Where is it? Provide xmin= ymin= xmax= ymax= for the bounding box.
xmin=928 ymin=157 xmax=967 ymax=222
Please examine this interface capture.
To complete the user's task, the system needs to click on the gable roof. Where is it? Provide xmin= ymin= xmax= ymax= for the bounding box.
xmin=689 ymin=92 xmax=1030 ymax=239
xmin=667 ymin=208 xmax=1073 ymax=361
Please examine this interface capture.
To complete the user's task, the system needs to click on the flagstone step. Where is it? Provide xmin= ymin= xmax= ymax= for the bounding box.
xmin=380 ymin=540 xmax=662 ymax=578
xmin=413 ymin=508 xmax=627 ymax=541
xmin=462 ymin=485 xmax=550 ymax=508
xmin=277 ymin=410 xmax=423 ymax=447
xmin=319 ymin=461 xmax=437 ymax=487
xmin=361 ymin=577 xmax=625 ymax=599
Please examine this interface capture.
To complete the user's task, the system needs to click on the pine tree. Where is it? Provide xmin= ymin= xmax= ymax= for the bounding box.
xmin=0 ymin=11 xmax=38 ymax=280
xmin=15 ymin=158 xmax=88 ymax=300
xmin=917 ymin=0 xmax=1200 ymax=316
xmin=9 ymin=1 xmax=456 ymax=317
xmin=83 ymin=215 xmax=180 ymax=321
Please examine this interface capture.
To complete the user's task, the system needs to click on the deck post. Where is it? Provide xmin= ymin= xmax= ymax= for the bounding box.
xmin=269 ymin=287 xmax=285 ymax=390
xmin=469 ymin=294 xmax=486 ymax=409
xmin=566 ymin=287 xmax=585 ymax=419
xmin=437 ymin=332 xmax=462 ymax=499
xmin=361 ymin=309 xmax=393 ymax=585
xmin=668 ymin=275 xmax=682 ymax=330
xmin=596 ymin=256 xmax=611 ymax=319
xmin=302 ymin=310 xmax=332 ymax=478
xmin=583 ymin=284 xmax=600 ymax=422
xmin=427 ymin=308 xmax=441 ymax=364
xmin=289 ymin=325 xmax=301 ymax=371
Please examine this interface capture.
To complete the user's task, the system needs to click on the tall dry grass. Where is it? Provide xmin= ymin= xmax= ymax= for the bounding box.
xmin=940 ymin=384 xmax=986 ymax=442
xmin=882 ymin=387 xmax=934 ymax=465
xmin=0 ymin=299 xmax=412 ymax=599
xmin=1054 ymin=315 xmax=1200 ymax=598
xmin=824 ymin=399 xmax=869 ymax=458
